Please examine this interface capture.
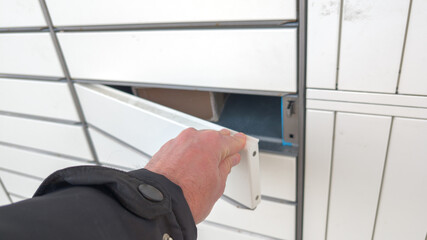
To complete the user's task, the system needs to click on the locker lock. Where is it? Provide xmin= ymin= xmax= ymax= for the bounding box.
xmin=282 ymin=94 xmax=299 ymax=145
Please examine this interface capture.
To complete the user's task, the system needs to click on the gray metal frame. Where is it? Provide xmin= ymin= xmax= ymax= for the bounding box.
xmin=296 ymin=0 xmax=308 ymax=239
xmin=38 ymin=0 xmax=100 ymax=165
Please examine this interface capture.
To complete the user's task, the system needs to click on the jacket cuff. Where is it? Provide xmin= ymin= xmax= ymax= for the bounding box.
xmin=34 ymin=166 xmax=196 ymax=239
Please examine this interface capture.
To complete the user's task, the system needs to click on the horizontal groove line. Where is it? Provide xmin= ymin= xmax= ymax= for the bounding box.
xmin=306 ymin=107 xmax=427 ymax=120
xmin=56 ymin=20 xmax=298 ymax=31
xmin=0 ymin=141 xmax=95 ymax=164
xmin=203 ymin=221 xmax=283 ymax=240
xmin=74 ymin=79 xmax=289 ymax=97
xmin=261 ymin=195 xmax=297 ymax=205
xmin=0 ymin=167 xmax=44 ymax=181
xmin=0 ymin=21 xmax=298 ymax=33
xmin=307 ymin=87 xmax=427 ymax=98
xmin=88 ymin=124 xmax=153 ymax=159
xmin=0 ymin=73 xmax=63 ymax=81
xmin=0 ymin=27 xmax=50 ymax=33
xmin=0 ymin=111 xmax=81 ymax=125
xmin=307 ymin=98 xmax=427 ymax=109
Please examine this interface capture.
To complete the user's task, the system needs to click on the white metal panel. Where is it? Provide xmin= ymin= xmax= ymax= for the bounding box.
xmin=307 ymin=0 xmax=340 ymax=89
xmin=0 ymin=145 xmax=89 ymax=179
xmin=303 ymin=110 xmax=335 ymax=240
xmin=0 ymin=170 xmax=42 ymax=198
xmin=0 ymin=0 xmax=46 ymax=28
xmin=206 ymin=199 xmax=295 ymax=240
xmin=0 ymin=115 xmax=92 ymax=160
xmin=46 ymin=0 xmax=296 ymax=26
xmin=338 ymin=0 xmax=410 ymax=93
xmin=307 ymin=89 xmax=427 ymax=108
xmin=59 ymin=29 xmax=297 ymax=93
xmin=307 ymin=99 xmax=427 ymax=119
xmin=89 ymin=128 xmax=150 ymax=170
xmin=0 ymin=179 xmax=11 ymax=206
xmin=0 ymin=33 xmax=63 ymax=77
xmin=9 ymin=195 xmax=26 ymax=203
xmin=373 ymin=118 xmax=427 ymax=240
xmin=0 ymin=78 xmax=79 ymax=121
xmin=327 ymin=113 xmax=391 ymax=240
xmin=259 ymin=152 xmax=295 ymax=201
xmin=398 ymin=0 xmax=427 ymax=96
xmin=76 ymin=84 xmax=260 ymax=209
xmin=198 ymin=223 xmax=263 ymax=240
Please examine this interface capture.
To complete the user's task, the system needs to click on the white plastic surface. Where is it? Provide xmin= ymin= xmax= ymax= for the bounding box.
xmin=373 ymin=118 xmax=427 ymax=240
xmin=89 ymin=128 xmax=150 ymax=170
xmin=0 ymin=145 xmax=89 ymax=179
xmin=206 ymin=198 xmax=295 ymax=240
xmin=327 ymin=113 xmax=391 ymax=240
xmin=0 ymin=78 xmax=79 ymax=121
xmin=0 ymin=0 xmax=46 ymax=28
xmin=9 ymin=195 xmax=26 ymax=203
xmin=0 ymin=33 xmax=63 ymax=77
xmin=307 ymin=99 xmax=427 ymax=119
xmin=0 ymin=170 xmax=42 ymax=198
xmin=198 ymin=223 xmax=264 ymax=240
xmin=59 ymin=29 xmax=297 ymax=93
xmin=259 ymin=152 xmax=295 ymax=201
xmin=303 ymin=110 xmax=335 ymax=240
xmin=307 ymin=0 xmax=341 ymax=89
xmin=46 ymin=0 xmax=296 ymax=26
xmin=398 ymin=0 xmax=427 ymax=96
xmin=0 ymin=179 xmax=11 ymax=206
xmin=338 ymin=0 xmax=410 ymax=93
xmin=0 ymin=115 xmax=92 ymax=160
xmin=76 ymin=84 xmax=260 ymax=209
xmin=307 ymin=89 xmax=427 ymax=108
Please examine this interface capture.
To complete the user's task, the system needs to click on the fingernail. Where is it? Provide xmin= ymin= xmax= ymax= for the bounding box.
xmin=234 ymin=132 xmax=246 ymax=140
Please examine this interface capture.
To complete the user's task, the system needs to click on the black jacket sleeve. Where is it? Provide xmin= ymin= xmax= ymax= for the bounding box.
xmin=0 ymin=166 xmax=197 ymax=240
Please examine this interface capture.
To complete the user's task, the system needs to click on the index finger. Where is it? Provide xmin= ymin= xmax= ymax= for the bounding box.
xmin=220 ymin=132 xmax=246 ymax=160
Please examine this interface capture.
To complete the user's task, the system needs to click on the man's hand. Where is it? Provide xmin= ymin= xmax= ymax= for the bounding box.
xmin=145 ymin=128 xmax=246 ymax=224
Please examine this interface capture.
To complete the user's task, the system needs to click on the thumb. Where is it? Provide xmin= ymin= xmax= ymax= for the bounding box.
xmin=219 ymin=153 xmax=241 ymax=183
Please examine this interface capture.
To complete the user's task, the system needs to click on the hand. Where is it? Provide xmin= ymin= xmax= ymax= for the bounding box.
xmin=145 ymin=128 xmax=246 ymax=224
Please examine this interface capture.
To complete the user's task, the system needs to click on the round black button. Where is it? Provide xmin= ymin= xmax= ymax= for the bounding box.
xmin=138 ymin=184 xmax=164 ymax=202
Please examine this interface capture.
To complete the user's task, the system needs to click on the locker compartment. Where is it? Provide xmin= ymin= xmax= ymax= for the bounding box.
xmin=46 ymin=0 xmax=296 ymax=26
xmin=338 ymin=0 xmax=410 ymax=93
xmin=0 ymin=115 xmax=92 ymax=161
xmin=307 ymin=0 xmax=341 ymax=89
xmin=373 ymin=118 xmax=427 ymax=240
xmin=205 ymin=198 xmax=295 ymax=240
xmin=0 ymin=0 xmax=46 ymax=28
xmin=89 ymin=127 xmax=150 ymax=170
xmin=0 ymin=78 xmax=79 ymax=122
xmin=259 ymin=152 xmax=295 ymax=202
xmin=75 ymin=83 xmax=261 ymax=209
xmin=0 ymin=170 xmax=42 ymax=198
xmin=398 ymin=0 xmax=427 ymax=96
xmin=0 ymin=33 xmax=63 ymax=77
xmin=58 ymin=29 xmax=297 ymax=93
xmin=0 ymin=144 xmax=90 ymax=179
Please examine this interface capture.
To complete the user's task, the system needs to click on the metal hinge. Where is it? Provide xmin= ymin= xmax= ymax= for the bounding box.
xmin=282 ymin=94 xmax=299 ymax=145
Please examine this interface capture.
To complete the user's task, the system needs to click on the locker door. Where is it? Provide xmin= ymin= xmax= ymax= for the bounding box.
xmin=373 ymin=118 xmax=427 ymax=240
xmin=327 ymin=112 xmax=391 ymax=240
xmin=76 ymin=83 xmax=261 ymax=209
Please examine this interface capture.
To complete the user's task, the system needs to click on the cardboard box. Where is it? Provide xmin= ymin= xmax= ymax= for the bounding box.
xmin=133 ymin=88 xmax=228 ymax=122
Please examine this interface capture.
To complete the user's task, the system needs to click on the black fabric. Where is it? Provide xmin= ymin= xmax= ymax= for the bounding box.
xmin=0 ymin=166 xmax=197 ymax=240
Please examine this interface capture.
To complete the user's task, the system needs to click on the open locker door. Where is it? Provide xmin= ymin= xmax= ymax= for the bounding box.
xmin=75 ymin=83 xmax=261 ymax=209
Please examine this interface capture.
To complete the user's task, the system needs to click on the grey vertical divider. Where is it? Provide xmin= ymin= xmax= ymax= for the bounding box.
xmin=38 ymin=0 xmax=100 ymax=165
xmin=297 ymin=0 xmax=307 ymax=240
